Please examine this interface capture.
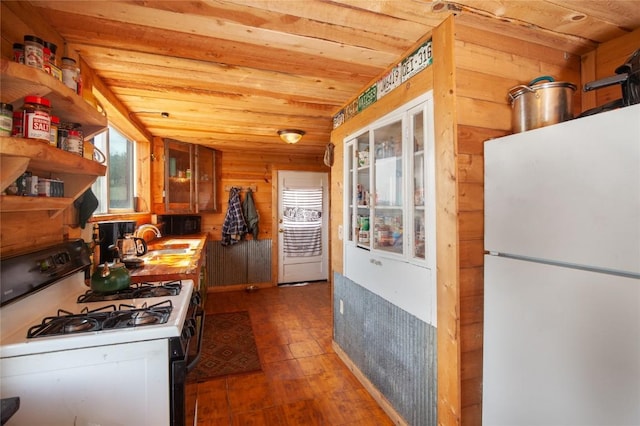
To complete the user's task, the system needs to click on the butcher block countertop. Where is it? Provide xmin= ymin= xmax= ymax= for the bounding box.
xmin=129 ymin=233 xmax=207 ymax=283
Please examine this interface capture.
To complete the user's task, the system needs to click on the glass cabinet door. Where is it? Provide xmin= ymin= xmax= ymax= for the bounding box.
xmin=344 ymin=95 xmax=432 ymax=266
xmin=354 ymin=133 xmax=370 ymax=248
xmin=196 ymin=146 xmax=217 ymax=212
xmin=410 ymin=107 xmax=426 ymax=261
xmin=372 ymin=120 xmax=403 ymax=254
xmin=165 ymin=140 xmax=193 ymax=212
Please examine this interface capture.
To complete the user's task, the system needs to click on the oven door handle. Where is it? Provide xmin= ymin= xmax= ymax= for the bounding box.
xmin=186 ymin=307 xmax=205 ymax=373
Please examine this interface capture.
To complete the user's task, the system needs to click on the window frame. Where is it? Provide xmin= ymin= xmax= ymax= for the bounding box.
xmin=92 ymin=124 xmax=138 ymax=215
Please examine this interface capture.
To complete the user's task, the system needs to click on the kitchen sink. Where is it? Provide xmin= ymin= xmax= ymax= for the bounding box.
xmin=139 ymin=249 xmax=196 ymax=267
xmin=146 ymin=248 xmax=194 ymax=255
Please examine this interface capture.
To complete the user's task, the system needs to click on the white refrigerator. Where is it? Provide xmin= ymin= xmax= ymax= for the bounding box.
xmin=483 ymin=104 xmax=640 ymax=425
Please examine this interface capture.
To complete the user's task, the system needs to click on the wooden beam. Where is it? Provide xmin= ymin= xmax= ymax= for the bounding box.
xmin=433 ymin=15 xmax=462 ymax=426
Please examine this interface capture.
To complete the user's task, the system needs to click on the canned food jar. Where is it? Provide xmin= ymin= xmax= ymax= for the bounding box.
xmin=65 ymin=129 xmax=83 ymax=156
xmin=44 ymin=41 xmax=58 ymax=66
xmin=43 ymin=46 xmax=52 ymax=74
xmin=13 ymin=43 xmax=24 ymax=64
xmin=12 ymin=111 xmax=23 ymax=137
xmin=23 ymin=35 xmax=44 ymax=70
xmin=61 ymin=57 xmax=78 ymax=92
xmin=0 ymin=103 xmax=13 ymax=136
xmin=22 ymin=96 xmax=51 ymax=141
xmin=49 ymin=115 xmax=60 ymax=146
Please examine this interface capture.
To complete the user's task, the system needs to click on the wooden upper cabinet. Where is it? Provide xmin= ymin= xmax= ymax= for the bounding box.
xmin=164 ymin=139 xmax=218 ymax=214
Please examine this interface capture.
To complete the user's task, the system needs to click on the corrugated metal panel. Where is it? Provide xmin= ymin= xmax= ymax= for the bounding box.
xmin=334 ymin=272 xmax=437 ymax=426
xmin=207 ymin=240 xmax=271 ymax=287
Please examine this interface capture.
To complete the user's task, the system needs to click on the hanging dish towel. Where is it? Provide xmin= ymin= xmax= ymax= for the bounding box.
xmin=74 ymin=188 xmax=99 ymax=229
xmin=221 ymin=187 xmax=248 ymax=245
xmin=242 ymin=188 xmax=259 ymax=239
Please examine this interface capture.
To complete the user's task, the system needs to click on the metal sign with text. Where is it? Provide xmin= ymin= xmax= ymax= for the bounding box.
xmin=333 ymin=39 xmax=432 ymax=129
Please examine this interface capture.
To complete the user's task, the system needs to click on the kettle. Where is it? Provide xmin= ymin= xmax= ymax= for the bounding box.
xmin=91 ymin=245 xmax=131 ymax=293
xmin=118 ymin=234 xmax=147 ymax=258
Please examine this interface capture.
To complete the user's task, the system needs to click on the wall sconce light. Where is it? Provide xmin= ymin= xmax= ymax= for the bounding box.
xmin=278 ymin=129 xmax=305 ymax=144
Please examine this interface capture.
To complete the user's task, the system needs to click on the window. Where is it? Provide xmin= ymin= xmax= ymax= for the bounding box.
xmin=92 ymin=125 xmax=136 ymax=214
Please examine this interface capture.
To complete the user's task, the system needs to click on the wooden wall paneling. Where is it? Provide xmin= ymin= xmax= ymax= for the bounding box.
xmin=454 ymin=27 xmax=583 ymax=117
xmin=458 ymin=125 xmax=507 ymax=155
xmin=459 ymin=267 xmax=483 ymax=299
xmin=459 ymin=211 xmax=483 ymax=241
xmin=1 ymin=2 xmax=65 ymax=61
xmin=581 ymin=50 xmax=597 ymax=112
xmin=331 ymin=135 xmax=345 ymax=275
xmin=591 ymin=28 xmax=640 ymax=75
xmin=453 ymin=18 xmax=582 ymax=426
xmin=459 ymin=240 xmax=484 ymax=269
xmin=433 ymin=15 xmax=462 ymax=426
xmin=197 ymin=149 xmax=326 ymax=243
xmin=136 ymin=138 xmax=151 ymax=213
xmin=0 ymin=211 xmax=64 ymax=257
xmin=461 ymin=376 xmax=483 ymax=415
xmin=591 ymin=28 xmax=640 ymax=107
xmin=151 ymin=137 xmax=166 ymax=213
xmin=458 ymin=182 xmax=483 ymax=212
xmin=453 ymin=11 xmax=597 ymax=57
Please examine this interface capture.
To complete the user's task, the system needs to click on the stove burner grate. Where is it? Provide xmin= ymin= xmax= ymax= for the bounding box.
xmin=77 ymin=281 xmax=182 ymax=303
xmin=26 ymin=300 xmax=173 ymax=338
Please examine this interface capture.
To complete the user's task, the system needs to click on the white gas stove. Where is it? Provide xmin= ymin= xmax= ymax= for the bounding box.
xmin=0 ymin=240 xmax=202 ymax=426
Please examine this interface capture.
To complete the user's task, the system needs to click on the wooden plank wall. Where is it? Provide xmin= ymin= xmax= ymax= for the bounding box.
xmin=151 ymin=139 xmax=328 ymax=282
xmin=453 ymin=17 xmax=583 ymax=424
xmin=582 ymin=28 xmax=640 ymax=111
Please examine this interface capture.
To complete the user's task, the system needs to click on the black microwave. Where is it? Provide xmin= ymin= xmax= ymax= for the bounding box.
xmin=160 ymin=215 xmax=201 ymax=235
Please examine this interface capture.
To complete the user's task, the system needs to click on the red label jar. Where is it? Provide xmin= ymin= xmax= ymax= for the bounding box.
xmin=22 ymin=96 xmax=51 ymax=141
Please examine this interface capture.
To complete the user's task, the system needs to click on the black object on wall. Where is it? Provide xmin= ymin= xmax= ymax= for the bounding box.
xmin=159 ymin=215 xmax=201 ymax=235
xmin=97 ymin=220 xmax=136 ymax=264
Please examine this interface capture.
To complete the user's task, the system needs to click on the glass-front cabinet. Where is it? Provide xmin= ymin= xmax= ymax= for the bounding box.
xmin=165 ymin=139 xmax=218 ymax=213
xmin=344 ymin=94 xmax=434 ymax=267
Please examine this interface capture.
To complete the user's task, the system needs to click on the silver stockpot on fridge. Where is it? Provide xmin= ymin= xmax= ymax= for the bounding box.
xmin=508 ymin=76 xmax=577 ymax=133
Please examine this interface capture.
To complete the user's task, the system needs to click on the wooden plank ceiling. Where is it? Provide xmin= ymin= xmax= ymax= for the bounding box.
xmin=23 ymin=0 xmax=640 ymax=155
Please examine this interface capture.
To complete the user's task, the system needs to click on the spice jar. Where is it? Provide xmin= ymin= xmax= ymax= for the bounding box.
xmin=0 ymin=103 xmax=13 ymax=137
xmin=49 ymin=115 xmax=60 ymax=147
xmin=44 ymin=41 xmax=57 ymax=66
xmin=22 ymin=96 xmax=51 ymax=141
xmin=61 ymin=57 xmax=78 ymax=92
xmin=13 ymin=43 xmax=24 ymax=64
xmin=43 ymin=46 xmax=52 ymax=74
xmin=11 ymin=111 xmax=23 ymax=137
xmin=23 ymin=35 xmax=44 ymax=70
xmin=57 ymin=126 xmax=68 ymax=149
xmin=65 ymin=129 xmax=83 ymax=156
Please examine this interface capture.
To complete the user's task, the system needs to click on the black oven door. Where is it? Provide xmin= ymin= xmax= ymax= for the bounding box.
xmin=170 ymin=305 xmax=205 ymax=426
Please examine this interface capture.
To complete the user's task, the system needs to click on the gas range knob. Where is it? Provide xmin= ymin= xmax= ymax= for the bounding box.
xmin=190 ymin=291 xmax=202 ymax=306
xmin=54 ymin=251 xmax=71 ymax=265
xmin=182 ymin=318 xmax=196 ymax=338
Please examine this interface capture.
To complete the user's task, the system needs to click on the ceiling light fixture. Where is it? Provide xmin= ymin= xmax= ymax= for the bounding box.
xmin=278 ymin=129 xmax=305 ymax=144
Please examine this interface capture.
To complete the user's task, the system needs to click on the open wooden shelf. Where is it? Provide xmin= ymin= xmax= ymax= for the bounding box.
xmin=1 ymin=137 xmax=107 ymax=218
xmin=0 ymin=59 xmax=107 ymax=139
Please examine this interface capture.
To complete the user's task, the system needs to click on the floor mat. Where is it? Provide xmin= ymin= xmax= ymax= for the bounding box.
xmin=188 ymin=311 xmax=261 ymax=382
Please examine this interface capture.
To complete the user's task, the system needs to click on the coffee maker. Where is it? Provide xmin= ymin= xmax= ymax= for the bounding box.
xmin=96 ymin=220 xmax=136 ymax=264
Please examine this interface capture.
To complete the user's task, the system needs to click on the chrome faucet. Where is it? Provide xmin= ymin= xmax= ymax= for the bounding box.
xmin=135 ymin=224 xmax=162 ymax=240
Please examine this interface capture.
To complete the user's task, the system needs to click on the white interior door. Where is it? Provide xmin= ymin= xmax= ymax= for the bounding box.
xmin=278 ymin=171 xmax=328 ymax=284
